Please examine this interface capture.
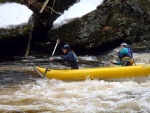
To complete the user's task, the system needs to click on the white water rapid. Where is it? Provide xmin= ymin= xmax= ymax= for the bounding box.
xmin=0 ymin=53 xmax=150 ymax=112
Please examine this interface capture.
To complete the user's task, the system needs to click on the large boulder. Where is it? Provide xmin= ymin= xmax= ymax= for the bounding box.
xmin=0 ymin=0 xmax=78 ymax=56
xmin=0 ymin=0 xmax=77 ymax=41
xmin=0 ymin=2 xmax=33 ymax=56
xmin=0 ymin=24 xmax=31 ymax=40
xmin=48 ymin=0 xmax=150 ymax=53
xmin=22 ymin=0 xmax=77 ymax=45
xmin=0 ymin=24 xmax=32 ymax=56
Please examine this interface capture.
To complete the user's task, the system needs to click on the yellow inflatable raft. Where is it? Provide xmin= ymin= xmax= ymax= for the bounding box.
xmin=33 ymin=65 xmax=150 ymax=81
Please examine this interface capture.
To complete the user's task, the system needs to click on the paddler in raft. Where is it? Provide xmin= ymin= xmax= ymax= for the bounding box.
xmin=49 ymin=39 xmax=79 ymax=69
xmin=111 ymin=42 xmax=134 ymax=66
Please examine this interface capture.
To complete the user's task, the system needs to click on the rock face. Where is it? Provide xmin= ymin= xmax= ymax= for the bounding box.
xmin=131 ymin=41 xmax=150 ymax=53
xmin=49 ymin=0 xmax=150 ymax=53
xmin=0 ymin=24 xmax=31 ymax=40
xmin=1 ymin=0 xmax=150 ymax=56
xmin=31 ymin=0 xmax=77 ymax=43
xmin=0 ymin=24 xmax=32 ymax=56
xmin=0 ymin=0 xmax=77 ymax=57
xmin=0 ymin=1 xmax=33 ymax=56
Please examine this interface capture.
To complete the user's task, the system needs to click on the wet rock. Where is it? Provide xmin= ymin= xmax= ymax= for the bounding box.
xmin=131 ymin=41 xmax=150 ymax=53
xmin=0 ymin=0 xmax=77 ymax=57
xmin=1 ymin=0 xmax=77 ymax=40
xmin=48 ymin=0 xmax=150 ymax=53
xmin=0 ymin=24 xmax=32 ymax=56
xmin=0 ymin=2 xmax=34 ymax=56
xmin=1 ymin=0 xmax=150 ymax=55
xmin=0 ymin=24 xmax=31 ymax=40
xmin=22 ymin=0 xmax=77 ymax=51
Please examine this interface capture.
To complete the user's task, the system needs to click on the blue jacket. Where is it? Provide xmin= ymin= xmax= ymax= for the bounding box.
xmin=54 ymin=52 xmax=79 ymax=69
xmin=115 ymin=47 xmax=133 ymax=65
xmin=118 ymin=47 xmax=133 ymax=60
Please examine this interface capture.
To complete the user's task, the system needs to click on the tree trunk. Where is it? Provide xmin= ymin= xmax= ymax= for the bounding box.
xmin=25 ymin=14 xmax=34 ymax=58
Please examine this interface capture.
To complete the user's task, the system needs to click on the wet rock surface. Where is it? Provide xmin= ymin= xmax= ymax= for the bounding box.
xmin=0 ymin=0 xmax=78 ymax=56
xmin=0 ymin=24 xmax=32 ymax=56
xmin=49 ymin=0 xmax=150 ymax=53
xmin=0 ymin=24 xmax=31 ymax=40
xmin=0 ymin=2 xmax=33 ymax=56
xmin=131 ymin=41 xmax=150 ymax=53
xmin=0 ymin=0 xmax=150 ymax=56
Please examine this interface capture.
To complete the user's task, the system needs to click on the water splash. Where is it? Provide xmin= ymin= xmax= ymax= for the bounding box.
xmin=0 ymin=79 xmax=150 ymax=112
xmin=134 ymin=53 xmax=150 ymax=64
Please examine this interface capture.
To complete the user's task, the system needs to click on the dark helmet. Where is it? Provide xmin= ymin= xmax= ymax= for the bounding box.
xmin=62 ymin=44 xmax=70 ymax=50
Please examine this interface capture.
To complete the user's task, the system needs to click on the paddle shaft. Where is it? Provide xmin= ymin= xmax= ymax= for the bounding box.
xmin=52 ymin=41 xmax=59 ymax=56
xmin=133 ymin=58 xmax=136 ymax=65
xmin=43 ymin=41 xmax=59 ymax=78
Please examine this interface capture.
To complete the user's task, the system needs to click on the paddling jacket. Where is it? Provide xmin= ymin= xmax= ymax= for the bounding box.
xmin=54 ymin=52 xmax=79 ymax=69
xmin=118 ymin=47 xmax=133 ymax=59
xmin=114 ymin=47 xmax=133 ymax=66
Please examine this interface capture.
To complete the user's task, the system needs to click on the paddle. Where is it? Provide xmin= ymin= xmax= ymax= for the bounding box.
xmin=133 ymin=58 xmax=136 ymax=65
xmin=43 ymin=39 xmax=59 ymax=78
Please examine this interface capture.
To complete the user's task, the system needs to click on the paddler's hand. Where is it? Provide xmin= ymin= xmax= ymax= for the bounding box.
xmin=111 ymin=60 xmax=118 ymax=64
xmin=110 ymin=60 xmax=114 ymax=64
xmin=114 ymin=49 xmax=119 ymax=53
xmin=57 ymin=39 xmax=60 ymax=44
xmin=49 ymin=57 xmax=54 ymax=61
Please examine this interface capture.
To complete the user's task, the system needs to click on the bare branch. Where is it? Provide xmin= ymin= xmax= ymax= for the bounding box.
xmin=39 ymin=0 xmax=49 ymax=13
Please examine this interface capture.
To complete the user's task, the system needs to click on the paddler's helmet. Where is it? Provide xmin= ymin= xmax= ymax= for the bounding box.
xmin=62 ymin=44 xmax=70 ymax=51
xmin=120 ymin=42 xmax=128 ymax=47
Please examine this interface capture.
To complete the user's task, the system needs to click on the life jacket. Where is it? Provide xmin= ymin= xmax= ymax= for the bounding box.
xmin=67 ymin=52 xmax=79 ymax=69
xmin=118 ymin=47 xmax=133 ymax=60
xmin=118 ymin=47 xmax=133 ymax=66
xmin=128 ymin=48 xmax=133 ymax=58
xmin=54 ymin=51 xmax=79 ymax=69
xmin=68 ymin=52 xmax=78 ymax=62
xmin=122 ymin=57 xmax=134 ymax=66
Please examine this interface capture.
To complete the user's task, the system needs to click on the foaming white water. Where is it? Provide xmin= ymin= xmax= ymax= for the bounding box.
xmin=105 ymin=52 xmax=150 ymax=65
xmin=0 ymin=79 xmax=150 ymax=112
xmin=53 ymin=0 xmax=104 ymax=28
xmin=0 ymin=3 xmax=33 ymax=28
xmin=79 ymin=56 xmax=97 ymax=61
xmin=0 ymin=53 xmax=150 ymax=112
xmin=134 ymin=53 xmax=150 ymax=64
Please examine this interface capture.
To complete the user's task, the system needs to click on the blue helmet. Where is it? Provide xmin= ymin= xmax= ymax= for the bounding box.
xmin=62 ymin=44 xmax=70 ymax=50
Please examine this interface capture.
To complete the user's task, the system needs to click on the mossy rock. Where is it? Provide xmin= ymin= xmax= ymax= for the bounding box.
xmin=48 ymin=0 xmax=150 ymax=53
xmin=0 ymin=24 xmax=31 ymax=41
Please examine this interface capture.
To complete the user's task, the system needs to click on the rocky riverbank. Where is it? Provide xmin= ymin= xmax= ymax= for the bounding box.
xmin=49 ymin=0 xmax=150 ymax=53
xmin=0 ymin=0 xmax=150 ymax=57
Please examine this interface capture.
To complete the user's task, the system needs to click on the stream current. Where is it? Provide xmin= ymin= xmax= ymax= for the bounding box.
xmin=0 ymin=53 xmax=150 ymax=113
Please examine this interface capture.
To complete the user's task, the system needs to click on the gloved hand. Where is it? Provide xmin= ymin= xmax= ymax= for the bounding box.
xmin=49 ymin=57 xmax=54 ymax=61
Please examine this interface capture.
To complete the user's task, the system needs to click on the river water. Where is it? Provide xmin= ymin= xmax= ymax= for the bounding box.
xmin=0 ymin=53 xmax=150 ymax=113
